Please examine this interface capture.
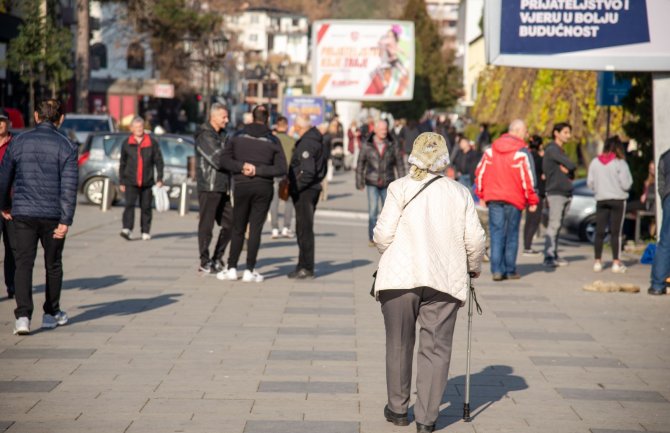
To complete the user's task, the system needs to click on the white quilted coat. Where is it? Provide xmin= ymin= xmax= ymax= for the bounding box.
xmin=373 ymin=174 xmax=486 ymax=302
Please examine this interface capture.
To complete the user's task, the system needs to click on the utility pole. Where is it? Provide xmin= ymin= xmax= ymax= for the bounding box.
xmin=75 ymin=0 xmax=89 ymax=113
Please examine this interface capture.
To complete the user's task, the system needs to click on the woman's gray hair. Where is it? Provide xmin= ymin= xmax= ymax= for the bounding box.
xmin=131 ymin=116 xmax=144 ymax=126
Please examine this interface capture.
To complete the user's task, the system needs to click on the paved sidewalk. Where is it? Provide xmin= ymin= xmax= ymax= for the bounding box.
xmin=1 ymin=172 xmax=669 ymax=433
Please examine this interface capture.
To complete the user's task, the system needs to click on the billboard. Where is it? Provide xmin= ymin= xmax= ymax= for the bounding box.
xmin=312 ymin=20 xmax=415 ymax=101
xmin=281 ymin=96 xmax=326 ymax=131
xmin=485 ymin=0 xmax=670 ymax=71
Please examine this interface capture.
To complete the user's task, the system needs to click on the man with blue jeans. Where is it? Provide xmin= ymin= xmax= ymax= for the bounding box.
xmin=475 ymin=120 xmax=539 ymax=281
xmin=356 ymin=120 xmax=406 ymax=246
xmin=649 ymin=149 xmax=670 ymax=295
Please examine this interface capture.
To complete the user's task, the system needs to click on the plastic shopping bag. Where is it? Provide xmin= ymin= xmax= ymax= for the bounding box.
xmin=152 ymin=185 xmax=170 ymax=213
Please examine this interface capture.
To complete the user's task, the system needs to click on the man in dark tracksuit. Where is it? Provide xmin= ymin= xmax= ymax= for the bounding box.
xmin=649 ymin=149 xmax=670 ymax=295
xmin=220 ymin=107 xmax=286 ymax=282
xmin=542 ymin=122 xmax=576 ymax=267
xmin=0 ymin=99 xmax=78 ymax=335
xmin=119 ymin=116 xmax=164 ymax=241
xmin=288 ymin=115 xmax=329 ymax=279
xmin=195 ymin=103 xmax=233 ymax=274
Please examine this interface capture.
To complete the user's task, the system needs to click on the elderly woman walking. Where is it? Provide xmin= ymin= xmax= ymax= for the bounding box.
xmin=373 ymin=132 xmax=486 ymax=432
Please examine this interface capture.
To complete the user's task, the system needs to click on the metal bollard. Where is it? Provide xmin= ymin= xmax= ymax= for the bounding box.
xmin=101 ymin=178 xmax=111 ymax=212
xmin=178 ymin=182 xmax=188 ymax=216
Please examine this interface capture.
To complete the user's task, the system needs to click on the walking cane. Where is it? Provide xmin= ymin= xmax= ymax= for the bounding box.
xmin=463 ymin=272 xmax=482 ymax=422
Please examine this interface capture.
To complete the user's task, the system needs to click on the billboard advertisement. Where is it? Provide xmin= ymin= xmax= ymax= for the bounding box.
xmin=312 ymin=20 xmax=415 ymax=101
xmin=281 ymin=96 xmax=326 ymax=131
xmin=485 ymin=0 xmax=670 ymax=71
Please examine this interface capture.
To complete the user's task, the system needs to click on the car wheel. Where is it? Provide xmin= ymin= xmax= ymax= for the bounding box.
xmin=83 ymin=177 xmax=113 ymax=205
xmin=580 ymin=216 xmax=608 ymax=244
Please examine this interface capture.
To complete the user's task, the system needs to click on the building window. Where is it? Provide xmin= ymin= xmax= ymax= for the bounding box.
xmin=250 ymin=14 xmax=259 ymax=24
xmin=249 ymin=34 xmax=258 ymax=42
xmin=127 ymin=42 xmax=145 ymax=70
xmin=90 ymin=43 xmax=107 ymax=70
xmin=292 ymin=18 xmax=299 ymax=26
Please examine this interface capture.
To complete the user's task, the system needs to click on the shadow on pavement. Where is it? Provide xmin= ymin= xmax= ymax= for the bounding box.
xmin=325 ymin=193 xmax=353 ymax=201
xmin=150 ymin=232 xmax=197 ymax=240
xmin=315 ymin=259 xmax=373 ymax=278
xmin=35 ymin=275 xmax=127 ymax=293
xmin=69 ymin=293 xmax=182 ymax=324
xmin=423 ymin=365 xmax=528 ymax=430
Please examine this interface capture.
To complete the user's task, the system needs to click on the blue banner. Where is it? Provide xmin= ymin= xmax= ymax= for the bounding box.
xmin=500 ymin=0 xmax=650 ymax=55
xmin=282 ymin=96 xmax=326 ymax=131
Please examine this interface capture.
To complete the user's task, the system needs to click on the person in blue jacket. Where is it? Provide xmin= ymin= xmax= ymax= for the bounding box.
xmin=0 ymin=99 xmax=78 ymax=335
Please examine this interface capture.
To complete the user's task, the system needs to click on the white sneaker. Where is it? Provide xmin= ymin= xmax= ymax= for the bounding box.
xmin=281 ymin=227 xmax=294 ymax=238
xmin=13 ymin=317 xmax=30 ymax=335
xmin=612 ymin=262 xmax=627 ymax=273
xmin=271 ymin=228 xmax=280 ymax=239
xmin=217 ymin=267 xmax=238 ymax=281
xmin=141 ymin=233 xmax=151 ymax=241
xmin=42 ymin=311 xmax=68 ymax=329
xmin=120 ymin=229 xmax=132 ymax=240
xmin=593 ymin=261 xmax=603 ymax=272
xmin=242 ymin=269 xmax=264 ymax=283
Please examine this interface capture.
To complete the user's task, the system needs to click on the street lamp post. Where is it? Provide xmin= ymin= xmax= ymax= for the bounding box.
xmin=183 ymin=34 xmax=228 ymax=119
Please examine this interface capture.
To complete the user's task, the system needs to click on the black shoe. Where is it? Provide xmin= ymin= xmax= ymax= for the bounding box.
xmin=416 ymin=422 xmax=435 ymax=433
xmin=211 ymin=260 xmax=225 ymax=274
xmin=492 ymin=273 xmax=505 ymax=281
xmin=648 ymin=287 xmax=667 ymax=295
xmin=384 ymin=405 xmax=409 ymax=426
xmin=506 ymin=273 xmax=521 ymax=280
xmin=544 ymin=257 xmax=558 ymax=268
xmin=288 ymin=268 xmax=315 ymax=279
xmin=199 ymin=261 xmax=213 ymax=273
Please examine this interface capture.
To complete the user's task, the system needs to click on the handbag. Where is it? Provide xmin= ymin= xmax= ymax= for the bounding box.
xmin=370 ymin=175 xmax=444 ymax=298
xmin=278 ymin=177 xmax=290 ymax=201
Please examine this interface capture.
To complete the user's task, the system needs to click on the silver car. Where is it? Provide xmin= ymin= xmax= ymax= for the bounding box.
xmin=560 ymin=179 xmax=599 ymax=243
xmin=61 ymin=114 xmax=117 ymax=145
xmin=78 ymin=132 xmax=195 ymax=205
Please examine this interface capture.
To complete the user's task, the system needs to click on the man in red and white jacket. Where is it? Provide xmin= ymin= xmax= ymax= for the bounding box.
xmin=475 ymin=119 xmax=538 ymax=281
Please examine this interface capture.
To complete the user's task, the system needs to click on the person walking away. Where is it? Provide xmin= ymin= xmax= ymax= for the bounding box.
xmin=542 ymin=122 xmax=576 ymax=267
xmin=356 ymin=120 xmax=406 ymax=247
xmin=119 ymin=116 xmax=164 ymax=241
xmin=475 ymin=119 xmax=539 ymax=281
xmin=649 ymin=148 xmax=670 ymax=295
xmin=587 ymin=136 xmax=633 ymax=273
xmin=271 ymin=115 xmax=296 ymax=239
xmin=523 ymin=135 xmax=545 ymax=256
xmin=0 ymin=99 xmax=78 ymax=335
xmin=287 ymin=114 xmax=329 ymax=279
xmin=195 ymin=103 xmax=233 ymax=274
xmin=219 ymin=106 xmax=286 ymax=283
xmin=373 ymin=132 xmax=485 ymax=433
xmin=0 ymin=114 xmax=15 ymax=298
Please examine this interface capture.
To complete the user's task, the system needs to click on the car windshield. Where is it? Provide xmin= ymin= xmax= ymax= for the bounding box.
xmin=61 ymin=118 xmax=111 ymax=132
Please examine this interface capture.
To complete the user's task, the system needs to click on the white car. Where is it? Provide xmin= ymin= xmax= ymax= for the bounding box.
xmin=60 ymin=114 xmax=117 ymax=145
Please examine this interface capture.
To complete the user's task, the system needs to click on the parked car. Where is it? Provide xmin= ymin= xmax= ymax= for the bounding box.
xmin=78 ymin=132 xmax=195 ymax=205
xmin=61 ymin=114 xmax=116 ymax=145
xmin=560 ymin=179 xmax=599 ymax=243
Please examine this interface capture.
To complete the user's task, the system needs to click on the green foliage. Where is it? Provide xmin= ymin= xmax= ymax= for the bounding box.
xmin=7 ymin=0 xmax=72 ymax=94
xmin=374 ymin=0 xmax=462 ymax=120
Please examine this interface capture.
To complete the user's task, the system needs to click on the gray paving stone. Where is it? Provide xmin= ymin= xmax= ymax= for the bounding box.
xmin=284 ymin=307 xmax=354 ymax=315
xmin=510 ymin=331 xmax=595 ymax=341
xmin=590 ymin=430 xmax=670 ymax=433
xmin=0 ymin=422 xmax=13 ymax=432
xmin=277 ymin=327 xmax=356 ymax=336
xmin=531 ymin=356 xmax=626 ymax=368
xmin=0 ymin=381 xmax=60 ymax=392
xmin=556 ymin=388 xmax=668 ymax=402
xmin=0 ymin=348 xmax=96 ymax=359
xmin=63 ymin=324 xmax=124 ymax=333
xmin=494 ymin=311 xmax=570 ymax=319
xmin=244 ymin=420 xmax=359 ymax=433
xmin=269 ymin=350 xmax=356 ymax=361
xmin=258 ymin=381 xmax=358 ymax=393
xmin=482 ymin=294 xmax=549 ymax=302
xmin=289 ymin=291 xmax=354 ymax=298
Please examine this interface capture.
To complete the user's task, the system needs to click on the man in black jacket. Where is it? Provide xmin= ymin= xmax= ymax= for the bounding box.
xmin=195 ymin=103 xmax=232 ymax=274
xmin=356 ymin=120 xmax=406 ymax=246
xmin=288 ymin=115 xmax=329 ymax=279
xmin=0 ymin=99 xmax=78 ymax=335
xmin=219 ymin=106 xmax=286 ymax=282
xmin=542 ymin=122 xmax=576 ymax=267
xmin=119 ymin=116 xmax=164 ymax=241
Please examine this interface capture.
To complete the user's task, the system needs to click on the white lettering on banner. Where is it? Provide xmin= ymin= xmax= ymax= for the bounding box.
xmin=520 ymin=0 xmax=629 ymax=11
xmin=519 ymin=24 xmax=600 ymax=37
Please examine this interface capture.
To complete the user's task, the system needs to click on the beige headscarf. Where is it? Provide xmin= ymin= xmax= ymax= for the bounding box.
xmin=407 ymin=132 xmax=450 ymax=180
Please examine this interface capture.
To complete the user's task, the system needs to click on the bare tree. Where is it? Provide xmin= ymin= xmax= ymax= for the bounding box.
xmin=76 ymin=0 xmax=89 ymax=113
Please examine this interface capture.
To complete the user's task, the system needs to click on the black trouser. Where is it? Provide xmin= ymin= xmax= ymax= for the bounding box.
xmin=227 ymin=182 xmax=274 ymax=270
xmin=12 ymin=217 xmax=65 ymax=319
xmin=198 ymin=191 xmax=233 ymax=266
xmin=595 ymin=199 xmax=626 ymax=260
xmin=523 ymin=198 xmax=544 ymax=250
xmin=1 ymin=218 xmax=16 ymax=294
xmin=123 ymin=185 xmax=153 ymax=234
xmin=293 ymin=188 xmax=320 ymax=272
